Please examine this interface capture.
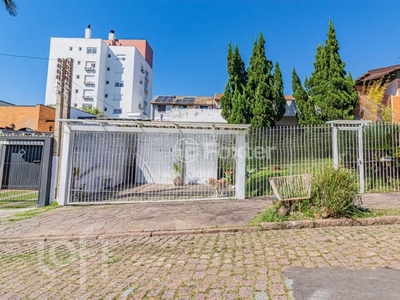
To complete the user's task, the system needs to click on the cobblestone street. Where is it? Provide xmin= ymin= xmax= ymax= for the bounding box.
xmin=1 ymin=225 xmax=400 ymax=299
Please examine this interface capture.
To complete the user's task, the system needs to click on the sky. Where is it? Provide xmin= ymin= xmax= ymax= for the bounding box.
xmin=1 ymin=0 xmax=400 ymax=106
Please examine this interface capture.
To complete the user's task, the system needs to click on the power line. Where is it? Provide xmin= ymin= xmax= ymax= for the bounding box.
xmin=0 ymin=53 xmax=55 ymax=61
xmin=1 ymin=52 xmax=146 ymax=118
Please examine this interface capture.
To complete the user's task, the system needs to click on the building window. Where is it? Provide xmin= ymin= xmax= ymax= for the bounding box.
xmin=84 ymin=75 xmax=95 ymax=85
xmin=69 ymin=47 xmax=73 ymax=51
xmin=87 ymin=47 xmax=97 ymax=54
xmin=116 ymin=54 xmax=126 ymax=61
xmin=113 ymin=108 xmax=122 ymax=114
xmin=75 ymin=89 xmax=79 ymax=93
xmin=107 ymin=67 xmax=110 ymax=71
xmin=76 ymin=75 xmax=80 ymax=79
xmin=179 ymin=105 xmax=187 ymax=109
xmin=77 ymin=61 xmax=81 ymax=65
xmin=85 ymin=61 xmax=96 ymax=68
xmin=200 ymin=106 xmax=208 ymax=109
xmin=104 ymin=107 xmax=107 ymax=111
xmin=158 ymin=105 xmax=166 ymax=112
xmin=74 ymin=103 xmax=77 ymax=107
xmin=108 ymin=54 xmax=111 ymax=58
xmin=78 ymin=47 xmax=82 ymax=51
xmin=83 ymin=89 xmax=94 ymax=100
xmin=105 ymin=94 xmax=108 ymax=98
xmin=106 ymin=80 xmax=109 ymax=84
xmin=115 ymin=67 xmax=124 ymax=74
xmin=115 ymin=82 xmax=124 ymax=87
xmin=82 ymin=104 xmax=93 ymax=109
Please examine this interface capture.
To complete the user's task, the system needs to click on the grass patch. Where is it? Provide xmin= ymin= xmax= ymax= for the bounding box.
xmin=7 ymin=201 xmax=59 ymax=223
xmin=249 ymin=202 xmax=400 ymax=227
xmin=0 ymin=190 xmax=39 ymax=209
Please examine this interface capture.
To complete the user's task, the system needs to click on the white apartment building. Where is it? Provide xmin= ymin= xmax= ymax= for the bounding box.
xmin=45 ymin=26 xmax=153 ymax=119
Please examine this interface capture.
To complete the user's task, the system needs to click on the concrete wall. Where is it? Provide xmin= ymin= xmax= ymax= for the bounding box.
xmin=170 ymin=108 xmax=227 ymax=123
xmin=135 ymin=133 xmax=218 ymax=184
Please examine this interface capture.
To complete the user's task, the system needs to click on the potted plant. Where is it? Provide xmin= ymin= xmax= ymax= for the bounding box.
xmin=173 ymin=161 xmax=184 ymax=186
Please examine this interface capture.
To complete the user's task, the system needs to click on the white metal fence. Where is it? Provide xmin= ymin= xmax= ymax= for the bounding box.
xmin=246 ymin=125 xmax=332 ymax=197
xmin=56 ymin=121 xmax=400 ymax=205
xmin=57 ymin=121 xmax=248 ymax=204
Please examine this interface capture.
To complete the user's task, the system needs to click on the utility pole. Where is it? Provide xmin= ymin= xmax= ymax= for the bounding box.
xmin=50 ymin=57 xmax=73 ymax=203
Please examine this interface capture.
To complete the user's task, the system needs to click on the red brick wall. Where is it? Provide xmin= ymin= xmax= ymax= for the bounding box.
xmin=0 ymin=105 xmax=55 ymax=132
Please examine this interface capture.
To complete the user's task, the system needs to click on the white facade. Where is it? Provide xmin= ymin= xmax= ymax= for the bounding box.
xmin=45 ymin=27 xmax=153 ymax=119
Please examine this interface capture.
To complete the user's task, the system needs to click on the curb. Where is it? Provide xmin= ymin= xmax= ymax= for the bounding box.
xmin=1 ymin=216 xmax=400 ymax=243
xmin=0 ymin=226 xmax=261 ymax=243
xmin=261 ymin=216 xmax=400 ymax=230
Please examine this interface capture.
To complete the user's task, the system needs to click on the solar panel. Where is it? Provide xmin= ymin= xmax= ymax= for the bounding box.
xmin=183 ymin=97 xmax=195 ymax=104
xmin=175 ymin=99 xmax=183 ymax=103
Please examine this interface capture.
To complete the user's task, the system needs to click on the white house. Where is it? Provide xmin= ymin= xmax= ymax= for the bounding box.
xmin=151 ymin=93 xmax=298 ymax=125
xmin=45 ymin=26 xmax=153 ymax=119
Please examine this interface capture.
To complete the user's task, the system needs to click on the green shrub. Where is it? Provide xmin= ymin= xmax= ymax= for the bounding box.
xmin=311 ymin=165 xmax=359 ymax=218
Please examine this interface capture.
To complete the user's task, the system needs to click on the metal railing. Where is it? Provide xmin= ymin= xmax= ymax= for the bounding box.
xmin=57 ymin=121 xmax=400 ymax=204
xmin=246 ymin=125 xmax=332 ymax=197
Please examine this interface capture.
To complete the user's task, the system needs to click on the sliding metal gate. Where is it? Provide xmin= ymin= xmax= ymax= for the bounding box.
xmin=0 ymin=134 xmax=53 ymax=208
xmin=57 ymin=120 xmax=248 ymax=205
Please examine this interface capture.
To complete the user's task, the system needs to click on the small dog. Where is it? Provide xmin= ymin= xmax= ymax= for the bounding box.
xmin=206 ymin=177 xmax=230 ymax=198
xmin=206 ymin=169 xmax=236 ymax=198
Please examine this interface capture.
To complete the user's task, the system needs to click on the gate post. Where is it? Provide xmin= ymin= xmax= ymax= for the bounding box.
xmin=327 ymin=120 xmax=370 ymax=194
xmin=57 ymin=124 xmax=73 ymax=205
xmin=236 ymin=132 xmax=246 ymax=199
xmin=38 ymin=137 xmax=54 ymax=207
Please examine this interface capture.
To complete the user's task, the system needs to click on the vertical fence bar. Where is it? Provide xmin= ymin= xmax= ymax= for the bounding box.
xmin=332 ymin=125 xmax=339 ymax=170
xmin=358 ymin=126 xmax=365 ymax=193
xmin=236 ymin=132 xmax=246 ymax=200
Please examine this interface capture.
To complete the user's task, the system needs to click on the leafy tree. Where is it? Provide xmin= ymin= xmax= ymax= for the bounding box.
xmin=221 ymin=43 xmax=247 ymax=122
xmin=304 ymin=20 xmax=358 ymax=123
xmin=82 ymin=106 xmax=106 ymax=117
xmin=3 ymin=0 xmax=17 ymax=16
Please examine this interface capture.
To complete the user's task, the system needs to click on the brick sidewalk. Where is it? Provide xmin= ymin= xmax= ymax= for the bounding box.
xmin=0 ymin=199 xmax=271 ymax=240
xmin=1 ymin=225 xmax=400 ymax=299
xmin=0 ymin=192 xmax=399 ymax=241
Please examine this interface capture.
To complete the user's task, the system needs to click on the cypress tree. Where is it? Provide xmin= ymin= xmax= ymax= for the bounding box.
xmin=220 ymin=43 xmax=234 ymax=121
xmin=292 ymin=69 xmax=318 ymax=125
xmin=247 ymin=33 xmax=275 ymax=128
xmin=306 ymin=20 xmax=358 ymax=122
xmin=272 ymin=62 xmax=287 ymax=124
xmin=221 ymin=43 xmax=247 ymax=122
